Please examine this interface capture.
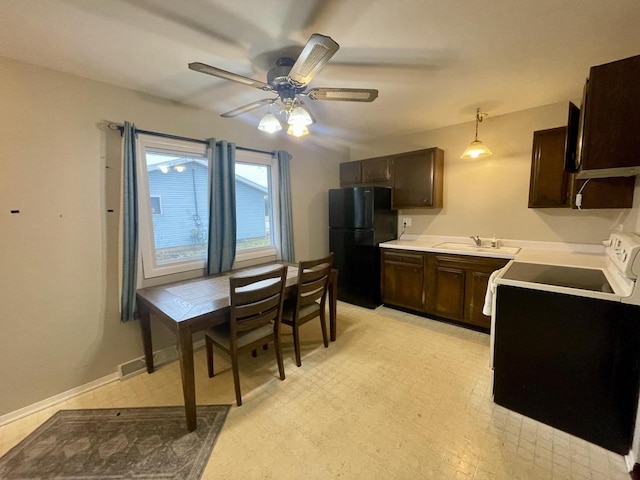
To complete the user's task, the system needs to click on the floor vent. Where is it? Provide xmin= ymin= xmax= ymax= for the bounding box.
xmin=117 ymin=340 xmax=205 ymax=380
xmin=118 ymin=345 xmax=176 ymax=379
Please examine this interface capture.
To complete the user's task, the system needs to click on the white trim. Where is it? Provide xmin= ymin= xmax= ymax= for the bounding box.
xmin=0 ymin=339 xmax=208 ymax=428
xmin=136 ymin=134 xmax=208 ymax=279
xmin=624 ymin=450 xmax=635 ymax=472
xmin=0 ymin=373 xmax=118 ymax=427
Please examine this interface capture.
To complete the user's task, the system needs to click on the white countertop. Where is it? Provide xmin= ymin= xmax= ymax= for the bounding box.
xmin=380 ymin=234 xmax=608 ymax=266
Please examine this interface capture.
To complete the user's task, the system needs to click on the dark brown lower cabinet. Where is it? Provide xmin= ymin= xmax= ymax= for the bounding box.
xmin=381 ymin=250 xmax=424 ymax=310
xmin=433 ymin=266 xmax=465 ymax=321
xmin=381 ymin=248 xmax=508 ymax=330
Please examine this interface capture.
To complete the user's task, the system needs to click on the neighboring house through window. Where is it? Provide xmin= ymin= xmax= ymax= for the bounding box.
xmin=135 ymin=134 xmax=280 ymax=279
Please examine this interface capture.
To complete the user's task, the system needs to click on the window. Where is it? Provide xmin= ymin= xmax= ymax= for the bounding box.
xmin=234 ymin=150 xmax=280 ymax=264
xmin=135 ymin=134 xmax=280 ymax=279
xmin=150 ymin=196 xmax=162 ymax=215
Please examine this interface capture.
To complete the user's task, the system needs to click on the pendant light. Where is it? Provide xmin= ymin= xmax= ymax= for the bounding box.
xmin=461 ymin=108 xmax=492 ymax=159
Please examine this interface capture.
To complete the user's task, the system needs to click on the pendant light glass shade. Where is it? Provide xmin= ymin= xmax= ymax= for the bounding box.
xmin=287 ymin=106 xmax=313 ymax=126
xmin=258 ymin=112 xmax=282 ymax=133
xmin=461 ymin=108 xmax=492 ymax=159
xmin=287 ymin=124 xmax=309 ymax=137
xmin=460 ymin=139 xmax=492 ymax=159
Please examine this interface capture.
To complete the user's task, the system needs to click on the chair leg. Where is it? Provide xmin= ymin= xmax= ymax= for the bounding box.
xmin=319 ymin=310 xmax=329 ymax=348
xmin=231 ymin=353 xmax=242 ymax=407
xmin=205 ymin=336 xmax=215 ymax=378
xmin=292 ymin=324 xmax=302 ymax=367
xmin=274 ymin=337 xmax=285 ymax=380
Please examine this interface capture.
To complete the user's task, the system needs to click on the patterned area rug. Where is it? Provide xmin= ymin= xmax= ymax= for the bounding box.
xmin=0 ymin=405 xmax=230 ymax=479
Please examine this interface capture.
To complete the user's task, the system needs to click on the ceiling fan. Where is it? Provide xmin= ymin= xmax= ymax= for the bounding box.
xmin=188 ymin=33 xmax=379 ymax=136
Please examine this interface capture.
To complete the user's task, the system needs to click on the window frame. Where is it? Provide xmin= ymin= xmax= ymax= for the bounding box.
xmin=135 ymin=134 xmax=281 ymax=281
xmin=233 ymin=149 xmax=281 ymax=265
xmin=136 ymin=134 xmax=209 ymax=279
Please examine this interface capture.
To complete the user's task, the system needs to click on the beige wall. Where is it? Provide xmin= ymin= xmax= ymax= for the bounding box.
xmin=352 ymin=102 xmax=639 ymax=244
xmin=0 ymin=57 xmax=346 ymax=416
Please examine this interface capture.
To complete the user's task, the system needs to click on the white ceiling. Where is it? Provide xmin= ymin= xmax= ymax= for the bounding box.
xmin=1 ymin=0 xmax=639 ymax=148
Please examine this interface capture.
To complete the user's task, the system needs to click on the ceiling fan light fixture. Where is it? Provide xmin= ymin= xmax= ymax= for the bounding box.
xmin=287 ymin=106 xmax=313 ymax=126
xmin=258 ymin=112 xmax=282 ymax=133
xmin=287 ymin=124 xmax=309 ymax=137
xmin=461 ymin=108 xmax=492 ymax=159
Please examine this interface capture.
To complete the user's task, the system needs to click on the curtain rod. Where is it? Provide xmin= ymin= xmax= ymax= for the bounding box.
xmin=107 ymin=123 xmax=275 ymax=156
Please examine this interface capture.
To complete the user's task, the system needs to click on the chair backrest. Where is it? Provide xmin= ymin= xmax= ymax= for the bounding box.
xmin=229 ymin=265 xmax=287 ymax=334
xmin=295 ymin=253 xmax=334 ymax=313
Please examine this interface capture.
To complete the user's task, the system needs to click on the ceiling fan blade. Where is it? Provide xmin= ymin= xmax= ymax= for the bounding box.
xmin=221 ymin=98 xmax=275 ymax=118
xmin=188 ymin=62 xmax=273 ymax=91
xmin=306 ymin=88 xmax=379 ymax=102
xmin=287 ymin=34 xmax=340 ymax=87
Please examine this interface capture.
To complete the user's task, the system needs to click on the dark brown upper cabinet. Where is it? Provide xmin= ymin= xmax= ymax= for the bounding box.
xmin=579 ymin=54 xmax=640 ymax=174
xmin=529 ymin=127 xmax=572 ymax=207
xmin=339 ymin=156 xmax=390 ymax=187
xmin=362 ymin=156 xmax=390 ymax=184
xmin=528 ymin=126 xmax=635 ymax=209
xmin=391 ymin=148 xmax=444 ymax=209
xmin=339 ymin=161 xmax=362 ymax=185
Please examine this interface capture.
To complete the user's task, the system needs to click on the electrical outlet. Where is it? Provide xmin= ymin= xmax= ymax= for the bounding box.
xmin=402 ymin=217 xmax=412 ymax=227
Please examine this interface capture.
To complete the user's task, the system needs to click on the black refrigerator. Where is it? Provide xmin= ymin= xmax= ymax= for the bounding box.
xmin=329 ymin=187 xmax=397 ymax=309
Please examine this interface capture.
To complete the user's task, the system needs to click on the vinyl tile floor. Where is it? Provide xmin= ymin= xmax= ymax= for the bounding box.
xmin=0 ymin=303 xmax=633 ymax=479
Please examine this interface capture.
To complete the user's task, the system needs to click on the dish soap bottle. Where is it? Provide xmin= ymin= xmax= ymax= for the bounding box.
xmin=491 ymin=235 xmax=498 ymax=248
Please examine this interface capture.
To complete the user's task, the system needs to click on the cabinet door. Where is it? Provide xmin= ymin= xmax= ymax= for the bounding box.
xmin=361 ymin=157 xmax=390 ymax=183
xmin=433 ymin=266 xmax=465 ymax=321
xmin=581 ymin=55 xmax=640 ymax=171
xmin=391 ymin=148 xmax=444 ymax=209
xmin=529 ymin=127 xmax=635 ymax=209
xmin=339 ymin=161 xmax=362 ymax=186
xmin=528 ymin=127 xmax=571 ymax=207
xmin=465 ymin=271 xmax=493 ymax=329
xmin=381 ymin=251 xmax=424 ymax=311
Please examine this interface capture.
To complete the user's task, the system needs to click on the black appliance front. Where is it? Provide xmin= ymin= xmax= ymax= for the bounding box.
xmin=330 ymin=228 xmax=381 ymax=308
xmin=494 ymin=285 xmax=640 ymax=454
xmin=329 ymin=187 xmax=397 ymax=309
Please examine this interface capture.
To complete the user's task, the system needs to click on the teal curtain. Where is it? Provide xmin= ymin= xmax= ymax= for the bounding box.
xmin=207 ymin=139 xmax=237 ymax=274
xmin=276 ymin=150 xmax=295 ymax=262
xmin=121 ymin=121 xmax=138 ymax=322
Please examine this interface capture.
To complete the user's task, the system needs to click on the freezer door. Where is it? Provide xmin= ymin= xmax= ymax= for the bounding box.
xmin=329 ymin=187 xmax=375 ymax=229
xmin=330 ymin=228 xmax=381 ymax=308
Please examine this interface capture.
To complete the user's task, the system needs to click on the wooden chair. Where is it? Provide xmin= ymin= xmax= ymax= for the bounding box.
xmin=281 ymin=253 xmax=334 ymax=367
xmin=205 ymin=265 xmax=287 ymax=406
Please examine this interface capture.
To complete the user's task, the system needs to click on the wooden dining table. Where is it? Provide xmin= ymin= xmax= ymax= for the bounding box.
xmin=136 ymin=262 xmax=338 ymax=431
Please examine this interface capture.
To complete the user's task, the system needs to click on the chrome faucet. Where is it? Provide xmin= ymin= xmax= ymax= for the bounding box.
xmin=470 ymin=235 xmax=482 ymax=247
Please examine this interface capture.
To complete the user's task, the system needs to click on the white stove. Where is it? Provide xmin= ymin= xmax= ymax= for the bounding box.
xmin=495 ymin=232 xmax=640 ymax=304
xmin=489 ymin=232 xmax=640 ymax=369
xmin=489 ymin=232 xmax=640 ymax=459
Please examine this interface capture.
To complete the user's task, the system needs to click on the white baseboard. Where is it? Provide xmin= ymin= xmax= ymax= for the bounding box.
xmin=117 ymin=339 xmax=205 ymax=379
xmin=0 ymin=340 xmax=207 ymax=428
xmin=625 ymin=449 xmax=636 ymax=472
xmin=0 ymin=373 xmax=118 ymax=427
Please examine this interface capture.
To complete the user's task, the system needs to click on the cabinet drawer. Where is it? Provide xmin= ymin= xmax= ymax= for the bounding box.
xmin=435 ymin=254 xmax=506 ymax=272
xmin=382 ymin=250 xmax=424 ymax=265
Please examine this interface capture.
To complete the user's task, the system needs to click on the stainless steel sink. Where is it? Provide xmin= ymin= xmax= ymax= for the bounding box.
xmin=433 ymin=242 xmax=521 ymax=256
